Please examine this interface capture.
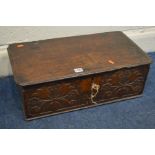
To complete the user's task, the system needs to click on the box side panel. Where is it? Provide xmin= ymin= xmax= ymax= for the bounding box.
xmin=22 ymin=65 xmax=150 ymax=120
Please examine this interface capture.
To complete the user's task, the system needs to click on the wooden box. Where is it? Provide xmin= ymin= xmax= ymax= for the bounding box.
xmin=8 ymin=31 xmax=152 ymax=120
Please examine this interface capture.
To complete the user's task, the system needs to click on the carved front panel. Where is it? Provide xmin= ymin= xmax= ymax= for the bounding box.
xmin=92 ymin=65 xmax=149 ymax=103
xmin=23 ymin=65 xmax=149 ymax=119
xmin=24 ymin=77 xmax=92 ymax=118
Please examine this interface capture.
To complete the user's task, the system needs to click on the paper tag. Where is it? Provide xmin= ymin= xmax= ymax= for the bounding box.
xmin=74 ymin=68 xmax=84 ymax=73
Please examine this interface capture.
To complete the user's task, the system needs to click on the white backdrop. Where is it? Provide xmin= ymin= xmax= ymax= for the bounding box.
xmin=0 ymin=26 xmax=147 ymax=45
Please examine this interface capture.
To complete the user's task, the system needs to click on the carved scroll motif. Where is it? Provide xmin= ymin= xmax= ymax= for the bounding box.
xmin=93 ymin=68 xmax=146 ymax=103
xmin=26 ymin=81 xmax=90 ymax=116
xmin=26 ymin=66 xmax=147 ymax=117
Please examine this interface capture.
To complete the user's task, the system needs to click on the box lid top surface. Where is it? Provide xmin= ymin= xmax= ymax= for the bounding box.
xmin=8 ymin=31 xmax=152 ymax=86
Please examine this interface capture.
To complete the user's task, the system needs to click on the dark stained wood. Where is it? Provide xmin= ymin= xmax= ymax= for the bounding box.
xmin=23 ymin=65 xmax=149 ymax=119
xmin=8 ymin=31 xmax=152 ymax=120
xmin=8 ymin=31 xmax=151 ymax=86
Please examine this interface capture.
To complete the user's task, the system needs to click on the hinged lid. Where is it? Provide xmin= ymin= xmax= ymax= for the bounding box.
xmin=8 ymin=31 xmax=152 ymax=86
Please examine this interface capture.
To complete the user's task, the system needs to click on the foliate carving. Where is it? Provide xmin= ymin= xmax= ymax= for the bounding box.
xmin=93 ymin=67 xmax=147 ymax=103
xmin=26 ymin=80 xmax=91 ymax=116
xmin=25 ymin=66 xmax=148 ymax=117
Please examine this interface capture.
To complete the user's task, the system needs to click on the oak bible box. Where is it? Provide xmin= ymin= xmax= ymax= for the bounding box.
xmin=8 ymin=31 xmax=152 ymax=120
